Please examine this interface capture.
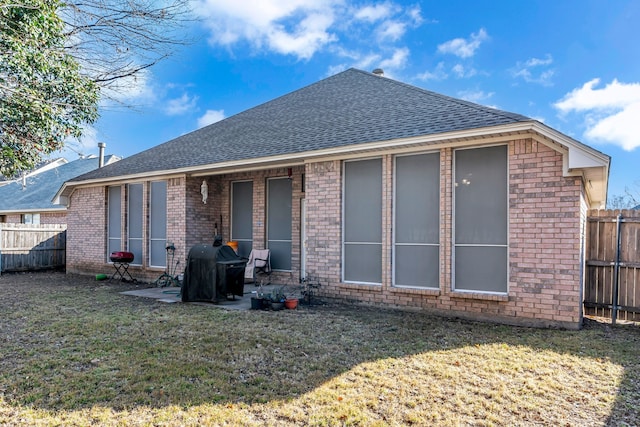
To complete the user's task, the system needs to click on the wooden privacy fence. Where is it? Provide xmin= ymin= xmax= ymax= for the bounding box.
xmin=585 ymin=209 xmax=640 ymax=323
xmin=0 ymin=223 xmax=66 ymax=273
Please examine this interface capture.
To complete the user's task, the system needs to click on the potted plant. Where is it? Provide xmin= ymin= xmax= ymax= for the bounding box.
xmin=284 ymin=285 xmax=301 ymax=309
xmin=269 ymin=286 xmax=286 ymax=310
xmin=251 ymin=283 xmax=268 ymax=310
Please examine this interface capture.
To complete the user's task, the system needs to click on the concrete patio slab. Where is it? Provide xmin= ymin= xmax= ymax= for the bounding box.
xmin=120 ymin=284 xmax=282 ymax=310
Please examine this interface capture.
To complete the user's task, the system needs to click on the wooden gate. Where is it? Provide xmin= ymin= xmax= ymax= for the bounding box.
xmin=585 ymin=209 xmax=640 ymax=322
xmin=0 ymin=223 xmax=67 ymax=273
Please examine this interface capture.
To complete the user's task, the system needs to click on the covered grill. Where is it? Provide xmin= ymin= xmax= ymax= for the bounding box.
xmin=109 ymin=251 xmax=135 ymax=282
xmin=181 ymin=242 xmax=246 ymax=303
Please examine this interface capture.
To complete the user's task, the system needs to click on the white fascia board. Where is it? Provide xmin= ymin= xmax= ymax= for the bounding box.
xmin=54 ymin=120 xmax=610 ymax=204
xmin=0 ymin=207 xmax=66 ymax=215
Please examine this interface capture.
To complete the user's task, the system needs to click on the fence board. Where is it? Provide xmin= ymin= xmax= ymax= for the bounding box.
xmin=0 ymin=224 xmax=66 ymax=273
xmin=585 ymin=209 xmax=640 ymax=322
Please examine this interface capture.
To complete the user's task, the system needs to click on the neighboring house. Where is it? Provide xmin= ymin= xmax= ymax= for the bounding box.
xmin=0 ymin=155 xmax=119 ymax=224
xmin=0 ymin=158 xmax=68 ymax=188
xmin=55 ymin=69 xmax=610 ymax=329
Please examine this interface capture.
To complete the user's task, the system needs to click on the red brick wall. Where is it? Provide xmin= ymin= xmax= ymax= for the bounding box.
xmin=65 ymin=138 xmax=585 ymax=328
xmin=66 ymin=186 xmax=107 ymax=275
xmin=305 ymin=139 xmax=584 ymax=329
xmin=2 ymin=212 xmax=67 ymax=224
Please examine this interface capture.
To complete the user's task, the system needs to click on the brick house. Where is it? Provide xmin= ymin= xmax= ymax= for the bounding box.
xmin=0 ymin=154 xmax=119 ymax=224
xmin=55 ymin=69 xmax=610 ymax=329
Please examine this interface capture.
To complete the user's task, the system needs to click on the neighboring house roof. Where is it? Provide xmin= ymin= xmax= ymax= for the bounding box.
xmin=56 ymin=68 xmax=611 ymax=207
xmin=0 ymin=158 xmax=68 ymax=187
xmin=0 ymin=155 xmax=119 ymax=214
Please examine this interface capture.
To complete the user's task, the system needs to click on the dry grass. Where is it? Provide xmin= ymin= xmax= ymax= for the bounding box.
xmin=1 ymin=271 xmax=639 ymax=426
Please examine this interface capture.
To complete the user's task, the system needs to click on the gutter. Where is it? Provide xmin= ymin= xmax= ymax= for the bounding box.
xmin=52 ymin=121 xmax=610 ymax=206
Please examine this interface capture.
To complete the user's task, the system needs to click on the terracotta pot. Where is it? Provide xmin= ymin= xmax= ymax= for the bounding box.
xmin=284 ymin=298 xmax=299 ymax=309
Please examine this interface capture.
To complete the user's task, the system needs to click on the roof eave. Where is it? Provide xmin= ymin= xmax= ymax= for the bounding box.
xmin=55 ymin=121 xmax=610 ymax=207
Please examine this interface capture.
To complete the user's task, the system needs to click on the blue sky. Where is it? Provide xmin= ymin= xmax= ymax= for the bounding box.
xmin=58 ymin=0 xmax=640 ymax=202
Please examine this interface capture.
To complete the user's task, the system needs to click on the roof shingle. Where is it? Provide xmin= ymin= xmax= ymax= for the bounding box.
xmin=71 ymin=68 xmax=531 ymax=182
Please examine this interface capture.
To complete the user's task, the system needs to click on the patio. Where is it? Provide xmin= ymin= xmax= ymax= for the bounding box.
xmin=120 ymin=283 xmax=290 ymax=310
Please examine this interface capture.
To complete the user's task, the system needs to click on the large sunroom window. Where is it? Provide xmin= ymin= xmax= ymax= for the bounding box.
xmin=394 ymin=152 xmax=440 ymax=288
xmin=149 ymin=181 xmax=167 ymax=268
xmin=454 ymin=145 xmax=508 ymax=293
xmin=231 ymin=181 xmax=253 ymax=258
xmin=107 ymin=186 xmax=121 ymax=261
xmin=343 ymin=158 xmax=382 ymax=284
xmin=267 ymin=177 xmax=292 ymax=270
xmin=127 ymin=183 xmax=143 ymax=265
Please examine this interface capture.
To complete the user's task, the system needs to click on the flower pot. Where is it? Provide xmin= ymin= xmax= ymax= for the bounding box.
xmin=251 ymin=297 xmax=266 ymax=310
xmin=270 ymin=301 xmax=284 ymax=311
xmin=284 ymin=298 xmax=299 ymax=309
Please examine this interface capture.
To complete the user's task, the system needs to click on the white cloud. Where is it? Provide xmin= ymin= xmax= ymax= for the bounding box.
xmin=554 ymin=78 xmax=640 ymax=150
xmin=327 ymin=47 xmax=409 ymax=77
xmin=196 ymin=0 xmax=424 ymax=63
xmin=416 ymin=62 xmax=448 ymax=81
xmin=195 ymin=0 xmax=340 ymax=60
xmin=56 ymin=124 xmax=100 ymax=159
xmin=355 ymin=3 xmax=393 ymax=22
xmin=457 ymin=90 xmax=494 ymax=104
xmin=512 ymin=54 xmax=554 ymax=86
xmin=379 ymin=47 xmax=409 ymax=70
xmin=197 ymin=109 xmax=226 ymax=128
xmin=165 ymin=93 xmax=199 ymax=116
xmin=100 ymin=68 xmax=156 ymax=106
xmin=377 ymin=20 xmax=406 ymax=41
xmin=437 ymin=28 xmax=488 ymax=58
xmin=452 ymin=63 xmax=477 ymax=78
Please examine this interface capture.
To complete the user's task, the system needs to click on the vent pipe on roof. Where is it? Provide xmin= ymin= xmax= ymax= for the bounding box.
xmin=372 ymin=68 xmax=384 ymax=77
xmin=98 ymin=142 xmax=106 ymax=168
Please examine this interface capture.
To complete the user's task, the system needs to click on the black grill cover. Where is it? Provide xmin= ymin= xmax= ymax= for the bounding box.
xmin=182 ymin=244 xmax=246 ymax=302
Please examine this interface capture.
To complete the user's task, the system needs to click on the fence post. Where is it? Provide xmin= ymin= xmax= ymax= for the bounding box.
xmin=611 ymin=213 xmax=622 ymax=325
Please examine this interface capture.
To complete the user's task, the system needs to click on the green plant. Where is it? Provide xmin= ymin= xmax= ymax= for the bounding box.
xmin=269 ymin=285 xmax=286 ymax=302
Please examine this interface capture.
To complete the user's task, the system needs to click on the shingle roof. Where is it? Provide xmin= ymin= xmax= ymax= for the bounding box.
xmin=70 ymin=68 xmax=531 ymax=182
xmin=0 ymin=156 xmax=118 ymax=212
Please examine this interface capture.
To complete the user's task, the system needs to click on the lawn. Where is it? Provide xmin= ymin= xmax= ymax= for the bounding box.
xmin=1 ymin=272 xmax=638 ymax=426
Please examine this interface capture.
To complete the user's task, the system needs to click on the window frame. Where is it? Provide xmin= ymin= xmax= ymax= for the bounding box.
xmin=107 ymin=185 xmax=122 ymax=263
xmin=452 ymin=144 xmax=509 ymax=295
xmin=342 ymin=157 xmax=383 ymax=285
xmin=231 ymin=180 xmax=254 ymax=258
xmin=392 ymin=151 xmax=441 ymax=289
xmin=266 ymin=177 xmax=292 ymax=271
xmin=149 ymin=180 xmax=167 ymax=269
xmin=127 ymin=183 xmax=144 ymax=266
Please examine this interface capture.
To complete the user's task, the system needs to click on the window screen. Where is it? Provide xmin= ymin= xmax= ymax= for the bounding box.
xmin=394 ymin=153 xmax=440 ymax=288
xmin=231 ymin=181 xmax=253 ymax=258
xmin=267 ymin=178 xmax=292 ymax=270
xmin=343 ymin=158 xmax=382 ymax=283
xmin=127 ymin=183 xmax=143 ymax=265
xmin=454 ymin=145 xmax=508 ymax=293
xmin=107 ymin=186 xmax=121 ymax=260
xmin=149 ymin=181 xmax=167 ymax=268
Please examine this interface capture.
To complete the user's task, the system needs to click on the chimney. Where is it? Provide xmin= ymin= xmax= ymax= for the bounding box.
xmin=372 ymin=68 xmax=384 ymax=77
xmin=98 ymin=142 xmax=106 ymax=168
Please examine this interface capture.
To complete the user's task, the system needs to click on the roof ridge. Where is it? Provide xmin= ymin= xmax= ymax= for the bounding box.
xmin=349 ymin=67 xmax=530 ymax=122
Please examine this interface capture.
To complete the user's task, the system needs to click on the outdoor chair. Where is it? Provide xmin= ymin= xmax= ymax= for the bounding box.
xmin=244 ymin=249 xmax=271 ymax=285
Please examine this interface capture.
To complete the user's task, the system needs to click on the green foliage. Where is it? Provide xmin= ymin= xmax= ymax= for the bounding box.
xmin=0 ymin=0 xmax=99 ymax=177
